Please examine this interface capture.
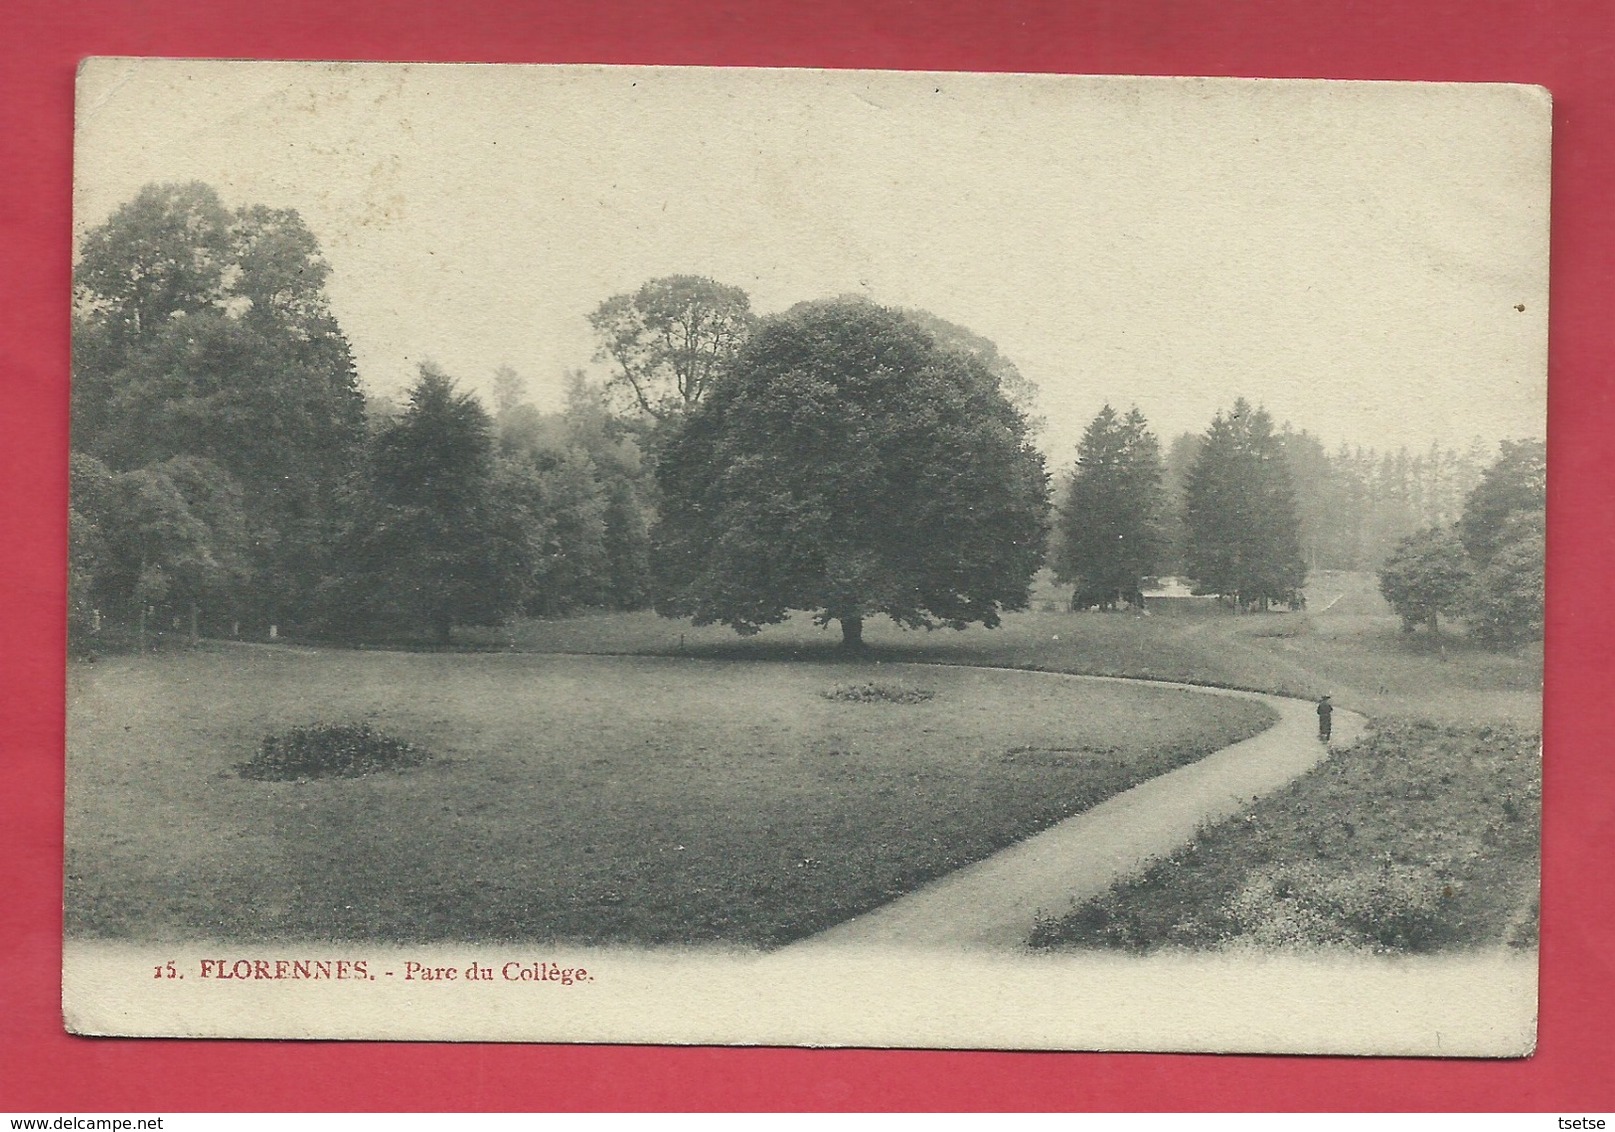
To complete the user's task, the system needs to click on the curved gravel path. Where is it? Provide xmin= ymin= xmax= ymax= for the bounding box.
xmin=786 ymin=670 xmax=1367 ymax=952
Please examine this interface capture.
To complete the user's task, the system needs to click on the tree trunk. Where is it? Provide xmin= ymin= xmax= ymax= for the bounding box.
xmin=188 ymin=601 xmax=199 ymax=647
xmin=434 ymin=612 xmax=453 ymax=647
xmin=138 ymin=605 xmax=147 ymax=655
xmin=839 ymin=615 xmax=865 ymax=651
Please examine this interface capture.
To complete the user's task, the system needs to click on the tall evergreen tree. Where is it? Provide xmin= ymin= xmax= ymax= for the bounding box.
xmin=1458 ymin=439 xmax=1547 ymax=568
xmin=1459 ymin=440 xmax=1547 ymax=647
xmin=1182 ymin=399 xmax=1306 ymax=608
xmin=331 ymin=366 xmax=531 ymax=644
xmin=1053 ymin=405 xmax=1165 ymax=607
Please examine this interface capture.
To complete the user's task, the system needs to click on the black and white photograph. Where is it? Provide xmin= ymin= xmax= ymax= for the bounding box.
xmin=64 ymin=61 xmax=1547 ymax=1053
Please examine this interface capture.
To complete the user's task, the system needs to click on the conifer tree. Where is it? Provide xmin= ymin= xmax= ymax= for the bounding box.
xmin=1053 ymin=405 xmax=1165 ymax=608
xmin=332 ymin=365 xmax=532 ymax=643
xmin=1183 ymin=399 xmax=1307 ymax=608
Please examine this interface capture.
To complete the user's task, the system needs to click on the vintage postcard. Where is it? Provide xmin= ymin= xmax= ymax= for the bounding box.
xmin=65 ymin=60 xmax=1547 ymax=1052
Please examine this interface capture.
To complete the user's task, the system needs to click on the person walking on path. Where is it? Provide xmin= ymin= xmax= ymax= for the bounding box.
xmin=1317 ymin=694 xmax=1334 ymax=742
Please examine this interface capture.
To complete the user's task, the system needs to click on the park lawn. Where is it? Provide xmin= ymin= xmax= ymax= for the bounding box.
xmin=66 ymin=646 xmax=1274 ymax=947
xmin=478 ymin=569 xmax=1541 ymax=954
xmin=479 ymin=569 xmax=1541 ymax=727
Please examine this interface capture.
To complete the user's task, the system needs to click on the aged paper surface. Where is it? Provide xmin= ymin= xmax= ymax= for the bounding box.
xmin=66 ymin=60 xmax=1547 ymax=1052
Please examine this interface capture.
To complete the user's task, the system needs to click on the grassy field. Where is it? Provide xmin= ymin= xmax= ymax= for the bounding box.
xmin=470 ymin=569 xmax=1541 ymax=727
xmin=473 ymin=568 xmax=1540 ymax=953
xmin=69 ymin=568 xmax=1541 ymax=952
xmin=66 ymin=648 xmax=1273 ymax=946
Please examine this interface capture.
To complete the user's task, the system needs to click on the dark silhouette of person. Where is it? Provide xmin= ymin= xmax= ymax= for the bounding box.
xmin=1317 ymin=695 xmax=1333 ymax=742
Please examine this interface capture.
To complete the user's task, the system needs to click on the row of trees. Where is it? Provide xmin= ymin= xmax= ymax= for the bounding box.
xmin=70 ymin=184 xmax=657 ymax=644
xmin=1050 ymin=398 xmax=1545 ymax=646
xmin=328 ymin=366 xmax=657 ymax=642
xmin=1052 ymin=400 xmax=1304 ymax=612
xmin=1157 ymin=429 xmax=1494 ymax=578
xmin=1265 ymin=433 xmax=1493 ymax=572
xmin=71 ymin=181 xmax=1544 ymax=654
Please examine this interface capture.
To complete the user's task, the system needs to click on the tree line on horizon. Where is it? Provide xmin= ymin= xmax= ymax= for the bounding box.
xmin=68 ymin=182 xmax=1545 ymax=653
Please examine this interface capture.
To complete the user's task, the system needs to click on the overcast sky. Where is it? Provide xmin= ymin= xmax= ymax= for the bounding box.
xmin=74 ymin=61 xmax=1550 ymax=469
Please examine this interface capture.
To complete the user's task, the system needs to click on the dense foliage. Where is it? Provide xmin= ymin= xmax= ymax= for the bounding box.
xmin=1369 ymin=442 xmax=1545 ymax=648
xmin=328 ymin=366 xmax=533 ymax=643
xmin=652 ymin=298 xmax=1049 ymax=647
xmin=1466 ymin=508 xmax=1546 ymax=647
xmin=1052 ymin=405 xmax=1165 ymax=608
xmin=72 ymin=182 xmax=365 ymax=634
xmin=1458 ymin=440 xmax=1547 ymax=569
xmin=1162 ymin=428 xmax=1493 ymax=575
xmin=70 ymin=182 xmax=1541 ymax=655
xmin=1377 ymin=526 xmax=1473 ymax=635
xmin=70 ymin=451 xmax=253 ymax=645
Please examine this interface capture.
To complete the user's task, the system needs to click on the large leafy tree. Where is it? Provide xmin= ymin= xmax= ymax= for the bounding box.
xmin=1052 ymin=405 xmax=1165 ymax=607
xmin=652 ymin=298 xmax=1049 ymax=649
xmin=1377 ymin=526 xmax=1473 ymax=635
xmin=587 ymin=275 xmax=754 ymax=422
xmin=894 ymin=306 xmax=1042 ymax=430
xmin=332 ymin=366 xmax=532 ymax=644
xmin=72 ymin=182 xmax=366 ymax=628
xmin=1182 ymin=399 xmax=1306 ymax=608
xmin=73 ymin=182 xmax=233 ymax=349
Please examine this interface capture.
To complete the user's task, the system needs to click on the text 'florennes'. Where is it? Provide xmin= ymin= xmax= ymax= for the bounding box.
xmin=188 ymin=958 xmax=593 ymax=985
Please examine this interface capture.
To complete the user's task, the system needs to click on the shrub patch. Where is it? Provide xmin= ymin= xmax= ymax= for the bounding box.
xmin=821 ymin=681 xmax=935 ymax=704
xmin=240 ymin=722 xmax=427 ymax=781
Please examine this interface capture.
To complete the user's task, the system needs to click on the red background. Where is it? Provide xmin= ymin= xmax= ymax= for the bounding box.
xmin=3 ymin=0 xmax=1610 ymax=1112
